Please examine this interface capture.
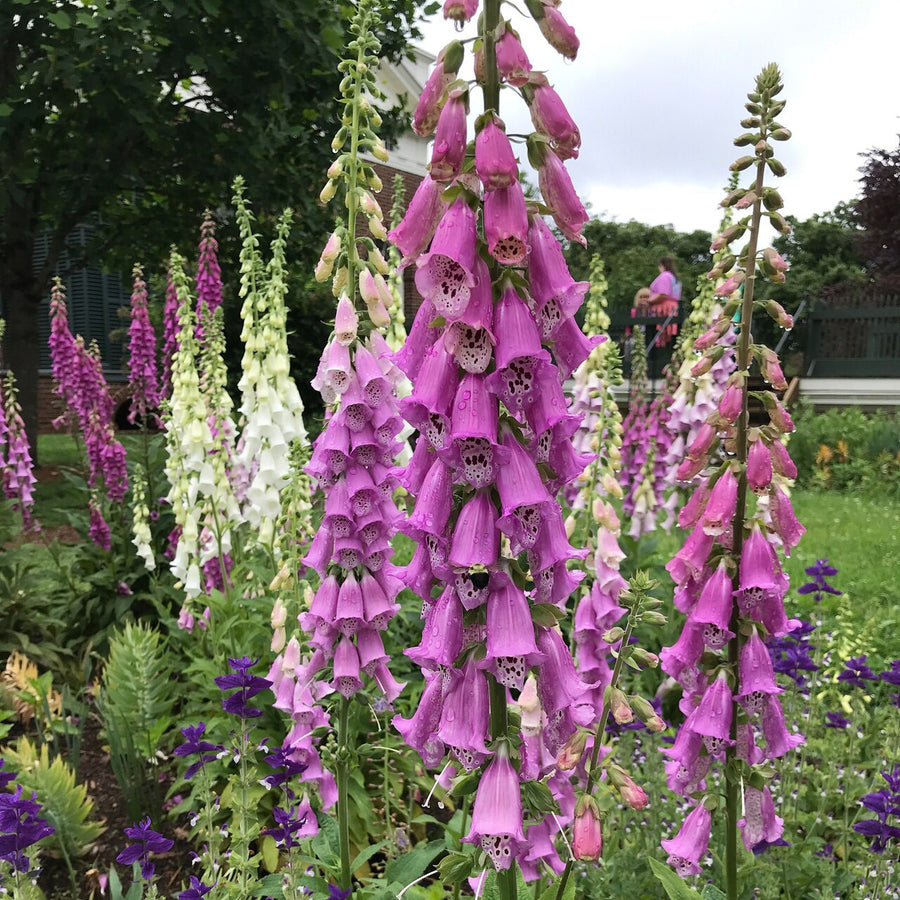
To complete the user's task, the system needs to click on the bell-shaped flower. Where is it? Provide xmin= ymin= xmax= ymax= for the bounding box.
xmin=354 ymin=345 xmax=392 ymax=409
xmin=739 ymin=785 xmax=785 ymax=852
xmin=735 ymin=528 xmax=793 ymax=636
xmin=759 ymin=693 xmax=804 ymax=759
xmin=661 ymin=802 xmax=712 ymax=878
xmin=392 ymin=299 xmax=440 ymax=382
xmin=535 ymin=627 xmax=590 ymax=722
xmin=685 ymin=671 xmax=734 ymax=757
xmin=444 ymin=256 xmax=495 ymax=373
xmin=388 ymin=178 xmax=447 ymax=266
xmin=413 ymin=50 xmax=456 ymax=137
xmin=429 ymin=88 xmax=468 ymax=183
xmin=475 ymin=115 xmax=518 ymax=191
xmin=572 ymin=795 xmax=602 ymax=861
xmin=406 ymin=586 xmax=463 ymax=670
xmin=392 ymin=671 xmax=446 ymax=768
xmin=528 ymin=77 xmax=581 ymax=160
xmin=678 ymin=481 xmax=710 ymax=530
xmin=537 ymin=4 xmax=579 ymax=60
xmin=484 ymin=182 xmax=530 ymax=266
xmin=399 ymin=341 xmax=460 ymax=450
xmin=666 ymin=527 xmax=714 ymax=584
xmin=439 ymin=657 xmax=491 ymax=770
xmin=480 ymin=573 xmax=545 ymax=691
xmin=769 ymin=439 xmax=797 ymax=480
xmin=402 ymin=456 xmax=453 ymax=547
xmin=443 ymin=0 xmax=478 ymax=21
xmin=747 ymin=439 xmax=773 ymax=493
xmin=334 ymin=571 xmax=365 ymax=636
xmin=769 ymin=484 xmax=805 ymax=555
xmin=537 ymin=147 xmax=588 ymax=245
xmin=737 ymin=629 xmax=783 ymax=715
xmin=549 ymin=316 xmax=604 ymax=380
xmin=495 ymin=23 xmax=531 ymax=85
xmin=442 ymin=373 xmax=509 ymax=488
xmin=359 ymin=569 xmax=400 ymax=631
xmin=496 ymin=428 xmax=552 ymax=550
xmin=527 ymin=216 xmax=590 ymax=332
xmin=356 ymin=628 xmax=389 ymax=676
xmin=414 ymin=198 xmax=478 ymax=320
xmin=448 ymin=489 xmax=499 ymax=570
xmin=689 ymin=563 xmax=735 ymax=650
xmin=699 ymin=468 xmax=738 ymax=536
xmin=464 ymin=746 xmax=525 ymax=871
xmin=331 ymin=637 xmax=362 ymax=698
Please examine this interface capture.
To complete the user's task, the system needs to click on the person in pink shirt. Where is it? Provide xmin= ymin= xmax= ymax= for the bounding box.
xmin=647 ymin=256 xmax=681 ymax=346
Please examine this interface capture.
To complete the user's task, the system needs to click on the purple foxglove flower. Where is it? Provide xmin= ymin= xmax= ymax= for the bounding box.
xmin=678 ymin=482 xmax=710 ymax=530
xmin=359 ymin=569 xmax=400 ymax=631
xmin=480 ymin=573 xmax=544 ymax=690
xmin=88 ymin=498 xmax=111 ymax=550
xmin=685 ymin=671 xmax=734 ymax=756
xmin=332 ymin=636 xmax=362 ymax=698
xmin=769 ymin=439 xmax=797 ymax=480
xmin=758 ymin=347 xmax=788 ymax=390
xmin=464 ymin=747 xmax=525 ymax=871
xmin=406 ymin=586 xmax=463 ymax=669
xmin=438 ymin=657 xmax=491 ymax=769
xmin=535 ymin=628 xmax=590 ymax=753
xmin=739 ymin=785 xmax=784 ymax=853
xmin=661 ymin=803 xmax=712 ymax=878
xmin=768 ymin=485 xmax=805 ymax=555
xmin=676 ymin=453 xmax=708 ymax=482
xmin=537 ymin=148 xmax=588 ymax=245
xmin=528 ymin=78 xmax=581 ymax=160
xmin=738 ymin=629 xmax=783 ymax=714
xmin=699 ymin=469 xmax=738 ymax=536
xmin=413 ymin=51 xmax=456 ymax=137
xmin=354 ymin=346 xmax=392 ymax=408
xmin=718 ymin=382 xmax=743 ymax=423
xmin=389 ymin=178 xmax=448 ymax=267
xmin=666 ymin=526 xmax=714 ymax=584
xmin=747 ymin=439 xmax=773 ymax=492
xmin=549 ymin=315 xmax=603 ymax=380
xmin=356 ymin=627 xmax=389 ymax=675
xmin=687 ymin=422 xmax=717 ymax=460
xmin=572 ymin=796 xmax=602 ymax=861
xmin=663 ymin=735 xmax=711 ymax=796
xmin=445 ymin=257 xmax=495 ymax=373
xmin=496 ymin=25 xmax=532 ymax=86
xmin=443 ymin=0 xmax=478 ymax=21
xmin=442 ymin=373 xmax=509 ymax=488
xmin=537 ymin=4 xmax=579 ymax=60
xmin=126 ymin=267 xmax=161 ymax=426
xmin=475 ymin=115 xmax=518 ymax=191
xmin=403 ymin=457 xmax=453 ymax=547
xmin=116 ymin=818 xmax=174 ymax=881
xmin=448 ymin=489 xmax=499 ymax=570
xmin=690 ymin=563 xmax=736 ymax=649
xmin=400 ymin=341 xmax=460 ymax=450
xmin=496 ymin=429 xmax=552 ymax=547
xmin=527 ymin=506 xmax=585 ymax=575
xmin=484 ymin=182 xmax=530 ymax=266
xmin=334 ymin=571 xmax=365 ymax=636
xmin=429 ymin=88 xmax=468 ymax=183
xmin=415 ymin=198 xmax=478 ymax=319
xmin=527 ymin=215 xmax=590 ymax=324
xmin=735 ymin=529 xmax=794 ymax=636
xmin=393 ymin=672 xmax=446 ymax=768
xmin=759 ymin=693 xmax=804 ymax=758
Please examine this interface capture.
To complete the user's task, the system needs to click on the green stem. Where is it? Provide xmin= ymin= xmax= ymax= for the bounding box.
xmin=725 ymin=116 xmax=769 ymax=900
xmin=238 ymin=722 xmax=251 ymax=893
xmin=344 ymin=30 xmax=367 ymax=311
xmin=337 ymin=696 xmax=353 ymax=894
xmin=452 ymin=796 xmax=471 ymax=900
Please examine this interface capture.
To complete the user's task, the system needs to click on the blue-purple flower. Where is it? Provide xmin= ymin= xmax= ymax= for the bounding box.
xmin=796 ymin=558 xmax=841 ymax=603
xmin=837 ymin=655 xmax=877 ymax=689
xmin=767 ymin=619 xmax=818 ymax=689
xmin=824 ymin=711 xmax=850 ymax=729
xmin=214 ymin=656 xmax=272 ymax=719
xmin=174 ymin=722 xmax=225 ymax=779
xmin=262 ymin=805 xmax=308 ymax=850
xmin=852 ymin=766 xmax=900 ymax=854
xmin=0 ymin=786 xmax=55 ymax=874
xmin=178 ymin=876 xmax=215 ymax=899
xmin=115 ymin=817 xmax=174 ymax=880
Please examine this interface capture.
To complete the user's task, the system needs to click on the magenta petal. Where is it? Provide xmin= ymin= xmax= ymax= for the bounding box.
xmin=475 ymin=116 xmax=518 ymax=191
xmin=392 ymin=299 xmax=440 ymax=381
xmin=464 ymin=748 xmax=525 ymax=870
xmin=760 ymin=693 xmax=804 ymax=758
xmin=438 ymin=658 xmax=491 ymax=769
xmin=392 ymin=672 xmax=446 ymax=768
xmin=429 ymin=90 xmax=468 ymax=182
xmin=403 ymin=457 xmax=454 ymax=541
xmin=538 ymin=149 xmax=588 ymax=246
xmin=495 ymin=428 xmax=552 ymax=517
xmin=769 ymin=484 xmax=805 ymax=555
xmin=484 ymin=183 xmax=529 ymax=266
xmin=738 ymin=629 xmax=783 ymax=699
xmin=661 ymin=804 xmax=712 ymax=878
xmin=389 ymin=178 xmax=447 ymax=264
xmin=493 ymin=285 xmax=544 ymax=370
xmin=406 ymin=586 xmax=463 ymax=670
xmin=738 ymin=785 xmax=784 ymax=851
xmin=700 ymin=469 xmax=738 ymax=536
xmin=332 ymin=636 xmax=362 ymax=698
xmin=747 ymin=439 xmax=773 ymax=493
xmin=448 ymin=490 xmax=499 ymax=570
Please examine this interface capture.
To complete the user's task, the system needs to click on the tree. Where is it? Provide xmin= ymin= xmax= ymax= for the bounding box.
xmin=0 ymin=0 xmax=429 ymax=454
xmin=855 ymin=136 xmax=900 ymax=291
xmin=565 ymin=218 xmax=712 ymax=318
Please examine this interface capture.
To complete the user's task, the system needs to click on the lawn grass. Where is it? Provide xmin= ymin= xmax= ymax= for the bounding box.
xmin=33 ymin=433 xmax=85 ymax=531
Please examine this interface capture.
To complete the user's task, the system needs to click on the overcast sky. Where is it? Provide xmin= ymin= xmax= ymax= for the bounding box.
xmin=419 ymin=0 xmax=899 ymax=235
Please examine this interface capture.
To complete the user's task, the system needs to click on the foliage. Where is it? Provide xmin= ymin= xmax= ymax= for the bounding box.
xmin=788 ymin=404 xmax=900 ymax=494
xmin=0 ymin=738 xmax=105 ymax=861
xmin=97 ymin=623 xmax=175 ymax=821
xmin=565 ymin=218 xmax=712 ymax=317
xmin=855 ymin=135 xmax=900 ymax=291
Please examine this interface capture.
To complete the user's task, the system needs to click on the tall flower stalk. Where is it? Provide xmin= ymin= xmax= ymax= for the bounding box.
xmin=390 ymin=0 xmax=603 ymax=894
xmin=269 ymin=4 xmax=407 ymax=892
xmin=658 ymin=64 xmax=803 ymax=899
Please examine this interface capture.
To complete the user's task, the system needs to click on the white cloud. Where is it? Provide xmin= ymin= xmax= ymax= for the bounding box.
xmin=417 ymin=0 xmax=900 ymax=231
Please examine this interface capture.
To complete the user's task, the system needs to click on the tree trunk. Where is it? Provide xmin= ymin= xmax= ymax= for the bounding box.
xmin=0 ymin=233 xmax=44 ymax=464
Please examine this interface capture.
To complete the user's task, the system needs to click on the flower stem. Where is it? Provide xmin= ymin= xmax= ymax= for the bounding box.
xmin=337 ymin=695 xmax=353 ymax=894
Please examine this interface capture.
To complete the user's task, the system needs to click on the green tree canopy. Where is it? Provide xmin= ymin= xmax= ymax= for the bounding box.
xmin=0 ymin=0 xmax=430 ymax=451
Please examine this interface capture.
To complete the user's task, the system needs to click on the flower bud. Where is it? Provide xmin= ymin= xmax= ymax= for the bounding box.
xmin=770 ymin=127 xmax=792 ymax=141
xmin=710 ymin=223 xmax=746 ymax=252
xmin=359 ymin=191 xmax=383 ymax=219
xmin=641 ymin=611 xmax=668 ymax=627
xmin=601 ymin=626 xmax=625 ymax=644
xmin=693 ymin=318 xmax=731 ymax=352
xmin=729 ymin=155 xmax=755 ymax=172
xmin=715 ymin=270 xmax=745 ymax=297
xmin=762 ymin=187 xmax=784 ymax=210
xmin=564 ymin=514 xmax=576 ymax=539
xmin=735 ymin=190 xmax=757 ymax=210
xmin=334 ymin=295 xmax=358 ymax=346
xmin=368 ymin=246 xmax=389 ymax=275
xmin=557 ymin=731 xmax=587 ymax=770
xmin=718 ymin=381 xmax=743 ymax=423
xmin=537 ymin=5 xmax=580 ymax=60
xmin=767 ymin=157 xmax=786 ymax=177
xmin=602 ymin=472 xmax=623 ymax=498
xmin=629 ymin=648 xmax=660 ymax=668
xmin=758 ymin=346 xmax=788 ymax=390
xmin=332 ymin=266 xmax=349 ymax=297
xmin=691 ymin=345 xmax=725 ymax=378
xmin=608 ymin=687 xmax=633 ymax=724
xmin=687 ymin=422 xmax=717 ymax=459
xmin=368 ymin=215 xmax=387 ymax=241
xmin=319 ymin=180 xmax=338 ymax=204
xmin=607 ymin=765 xmax=649 ymax=810
xmin=572 ymin=796 xmax=603 ymax=861
xmin=630 ymin=695 xmax=666 ymax=732
xmin=365 ymin=298 xmax=391 ymax=329
xmin=765 ymin=299 xmax=793 ymax=329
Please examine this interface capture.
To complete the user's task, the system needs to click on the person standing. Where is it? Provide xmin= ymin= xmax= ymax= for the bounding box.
xmin=647 ymin=256 xmax=681 ymax=346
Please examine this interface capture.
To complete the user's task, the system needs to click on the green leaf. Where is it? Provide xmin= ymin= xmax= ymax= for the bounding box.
xmin=349 ymin=839 xmax=390 ymax=873
xmin=260 ymin=834 xmax=279 ymax=873
xmin=531 ymin=603 xmax=564 ymax=627
xmin=47 ymin=10 xmax=72 ymax=28
xmin=0 ymin=103 xmax=13 ymax=117
xmin=539 ymin=874 xmax=575 ymax=900
xmin=700 ymin=886 xmax=727 ymax=900
xmin=521 ymin=780 xmax=557 ymax=817
xmin=384 ymin=839 xmax=445 ymax=886
xmin=250 ymin=873 xmax=285 ymax=897
xmin=648 ymin=858 xmax=704 ymax=900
